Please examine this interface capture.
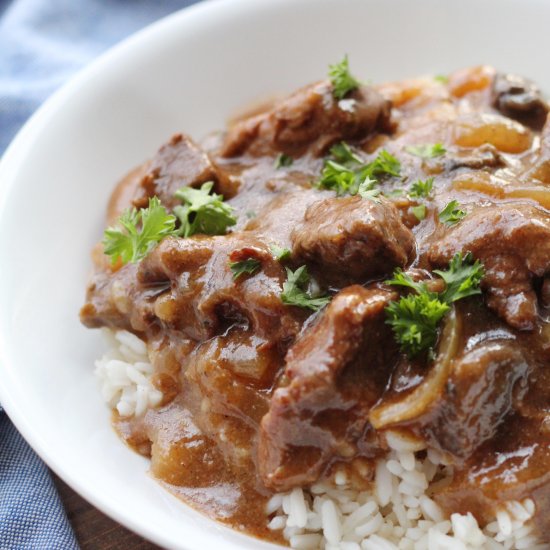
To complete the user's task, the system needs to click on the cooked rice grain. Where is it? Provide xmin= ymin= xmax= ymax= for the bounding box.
xmin=267 ymin=433 xmax=544 ymax=550
xmin=95 ymin=329 xmax=162 ymax=417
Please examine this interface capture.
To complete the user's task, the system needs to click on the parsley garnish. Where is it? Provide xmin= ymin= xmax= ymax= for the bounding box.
xmin=274 ymin=153 xmax=293 ymax=169
xmin=330 ymin=141 xmax=363 ymax=165
xmin=386 ymin=292 xmax=450 ymax=357
xmin=281 ymin=266 xmax=330 ymax=311
xmin=409 ymin=178 xmax=434 ymax=199
xmin=174 ymin=181 xmax=237 ymax=237
xmin=316 ymin=150 xmax=401 ymax=197
xmin=411 ymin=204 xmax=427 ymax=221
xmin=103 ymin=197 xmax=176 ymax=265
xmin=328 ymin=55 xmax=360 ymax=100
xmin=270 ymin=244 xmax=291 ymax=262
xmin=229 ymin=258 xmax=261 ymax=280
xmin=439 ymin=200 xmax=466 ymax=226
xmin=385 ymin=253 xmax=484 ymax=357
xmin=434 ymin=252 xmax=484 ymax=304
xmin=406 ymin=143 xmax=447 ymax=159
xmin=434 ymin=75 xmax=449 ymax=84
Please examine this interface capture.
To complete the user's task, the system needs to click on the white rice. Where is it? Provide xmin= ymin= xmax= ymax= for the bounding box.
xmin=267 ymin=432 xmax=546 ymax=550
xmin=95 ymin=329 xmax=163 ymax=417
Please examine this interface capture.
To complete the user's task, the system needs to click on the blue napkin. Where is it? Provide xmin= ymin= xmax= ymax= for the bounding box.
xmin=0 ymin=1 xmax=198 ymax=548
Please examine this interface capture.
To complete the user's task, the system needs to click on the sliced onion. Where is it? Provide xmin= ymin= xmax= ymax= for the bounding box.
xmin=369 ymin=308 xmax=462 ymax=429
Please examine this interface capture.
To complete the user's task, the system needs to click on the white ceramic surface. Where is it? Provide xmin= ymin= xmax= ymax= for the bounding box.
xmin=1 ymin=0 xmax=549 ymax=548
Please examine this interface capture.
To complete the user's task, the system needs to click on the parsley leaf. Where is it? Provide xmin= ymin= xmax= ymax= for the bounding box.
xmin=366 ymin=150 xmax=401 ymax=178
xmin=316 ymin=160 xmax=356 ymax=196
xmin=439 ymin=200 xmax=466 ymax=226
xmin=174 ymin=181 xmax=237 ymax=237
xmin=411 ymin=204 xmax=427 ymax=221
xmin=434 ymin=74 xmax=449 ymax=84
xmin=316 ymin=150 xmax=401 ymax=197
xmin=409 ymin=178 xmax=434 ymax=199
xmin=406 ymin=143 xmax=447 ymax=159
xmin=281 ymin=266 xmax=330 ymax=311
xmin=328 ymin=55 xmax=360 ymax=100
xmin=274 ymin=153 xmax=293 ymax=169
xmin=358 ymin=178 xmax=381 ymax=202
xmin=103 ymin=197 xmax=176 ymax=265
xmin=386 ymin=269 xmax=427 ymax=294
xmin=434 ymin=252 xmax=485 ymax=304
xmin=386 ymin=293 xmax=450 ymax=357
xmin=270 ymin=244 xmax=291 ymax=262
xmin=229 ymin=258 xmax=261 ymax=280
xmin=330 ymin=141 xmax=363 ymax=165
xmin=385 ymin=253 xmax=484 ymax=357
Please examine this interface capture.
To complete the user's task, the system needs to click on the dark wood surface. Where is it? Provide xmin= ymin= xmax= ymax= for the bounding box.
xmin=53 ymin=472 xmax=161 ymax=550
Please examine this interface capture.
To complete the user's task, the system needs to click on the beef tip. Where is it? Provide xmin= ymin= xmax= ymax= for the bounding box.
xmin=258 ymin=286 xmax=397 ymax=491
xmin=80 ymin=262 xmax=159 ymax=333
xmin=445 ymin=143 xmax=502 ymax=171
xmin=427 ymin=203 xmax=550 ymax=330
xmin=138 ymin=235 xmax=304 ymax=344
xmin=420 ymin=341 xmax=530 ymax=458
xmin=492 ymin=73 xmax=549 ymax=131
xmin=134 ymin=134 xmax=224 ymax=209
xmin=220 ymin=81 xmax=391 ymax=158
xmin=291 ymin=195 xmax=415 ymax=285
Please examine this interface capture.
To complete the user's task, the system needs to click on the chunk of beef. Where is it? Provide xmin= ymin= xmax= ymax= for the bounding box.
xmin=427 ymin=203 xmax=550 ymax=330
xmin=80 ymin=262 xmax=159 ymax=333
xmin=492 ymin=73 xmax=549 ymax=131
xmin=258 ymin=286 xmax=397 ymax=491
xmin=134 ymin=134 xmax=224 ymax=209
xmin=420 ymin=341 xmax=530 ymax=457
xmin=82 ymin=233 xmax=304 ymax=347
xmin=291 ymin=196 xmax=415 ymax=285
xmin=221 ymin=82 xmax=391 ymax=158
xmin=445 ymin=143 xmax=502 ymax=171
xmin=139 ymin=235 xmax=304 ymax=344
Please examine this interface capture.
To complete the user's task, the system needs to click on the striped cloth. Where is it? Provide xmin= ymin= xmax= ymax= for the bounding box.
xmin=0 ymin=1 xmax=198 ymax=548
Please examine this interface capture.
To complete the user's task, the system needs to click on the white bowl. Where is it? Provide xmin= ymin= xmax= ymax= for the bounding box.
xmin=1 ymin=0 xmax=549 ymax=548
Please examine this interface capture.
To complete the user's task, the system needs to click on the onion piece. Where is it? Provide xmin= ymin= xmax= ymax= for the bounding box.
xmin=369 ymin=308 xmax=462 ymax=429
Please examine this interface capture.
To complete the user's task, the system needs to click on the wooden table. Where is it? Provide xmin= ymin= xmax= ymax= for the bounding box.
xmin=53 ymin=473 xmax=160 ymax=550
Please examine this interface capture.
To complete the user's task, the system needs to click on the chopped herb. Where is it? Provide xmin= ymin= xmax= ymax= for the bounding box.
xmin=409 ymin=178 xmax=434 ymax=199
xmin=385 ymin=292 xmax=450 ymax=357
xmin=366 ymin=150 xmax=401 ymax=178
xmin=330 ymin=141 xmax=363 ymax=165
xmin=103 ymin=197 xmax=176 ymax=265
xmin=229 ymin=258 xmax=261 ymax=280
xmin=439 ymin=200 xmax=466 ymax=226
xmin=406 ymin=143 xmax=447 ymax=159
xmin=281 ymin=266 xmax=330 ymax=311
xmin=386 ymin=269 xmax=428 ymax=294
xmin=385 ymin=253 xmax=484 ymax=358
xmin=316 ymin=160 xmax=356 ymax=196
xmin=328 ymin=55 xmax=360 ymax=100
xmin=434 ymin=252 xmax=485 ymax=304
xmin=174 ymin=181 xmax=237 ymax=237
xmin=411 ymin=204 xmax=427 ymax=221
xmin=316 ymin=150 xmax=401 ymax=197
xmin=274 ymin=153 xmax=293 ymax=169
xmin=246 ymin=210 xmax=257 ymax=219
xmin=270 ymin=244 xmax=291 ymax=262
xmin=434 ymin=74 xmax=449 ymax=84
xmin=358 ymin=178 xmax=381 ymax=202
